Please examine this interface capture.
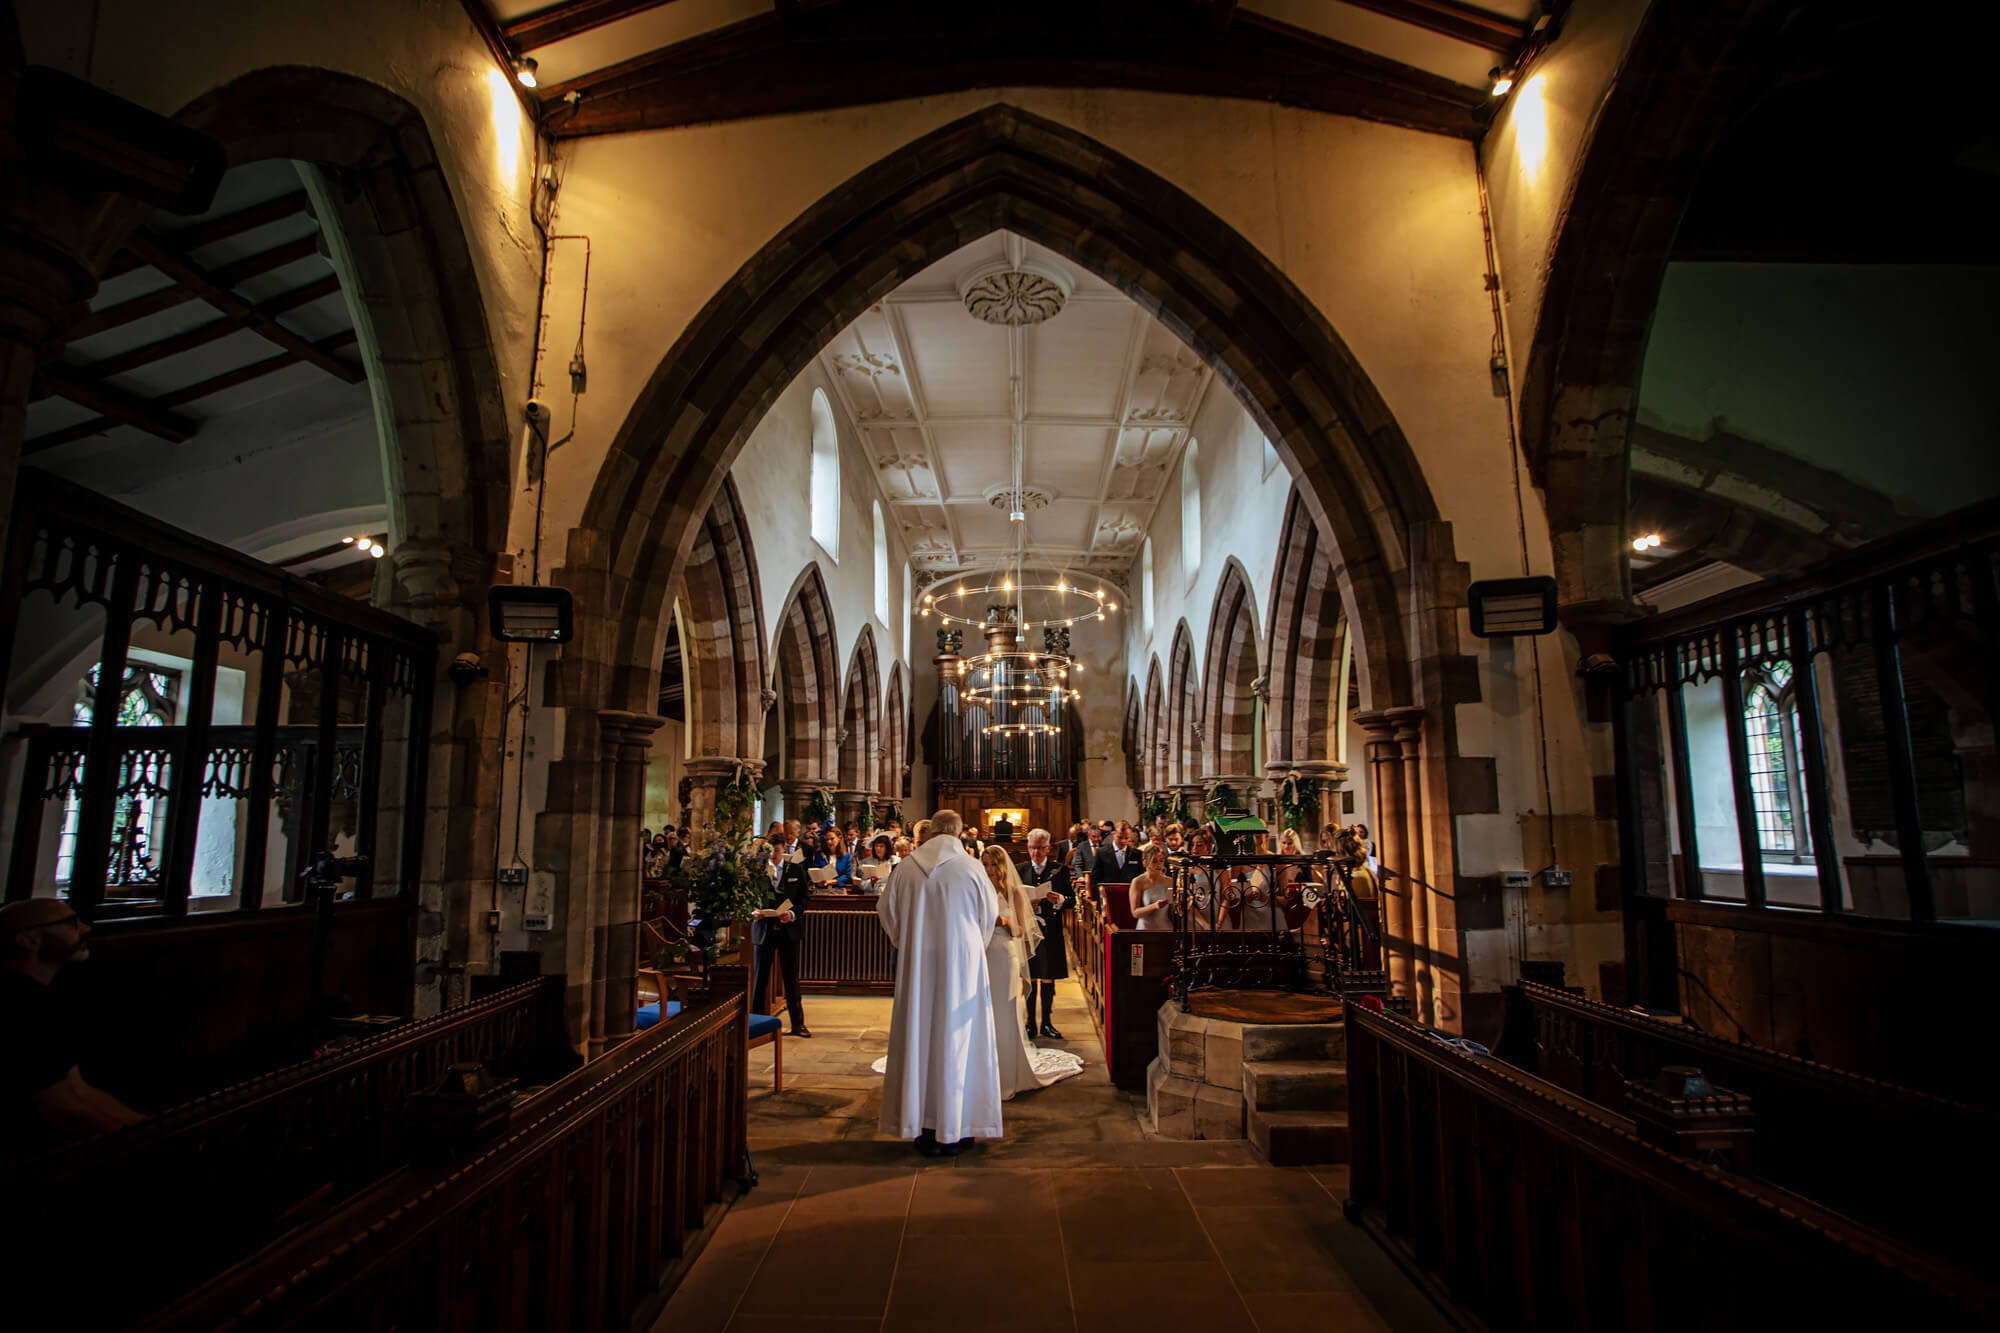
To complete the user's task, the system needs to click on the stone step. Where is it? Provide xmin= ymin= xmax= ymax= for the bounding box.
xmin=1249 ymin=1109 xmax=1350 ymax=1166
xmin=1242 ymin=1059 xmax=1349 ymax=1113
xmin=1241 ymin=1020 xmax=1346 ymax=1064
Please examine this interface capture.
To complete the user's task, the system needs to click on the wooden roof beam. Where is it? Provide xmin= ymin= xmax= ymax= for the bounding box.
xmin=71 ymin=233 xmax=320 ymax=339
xmin=103 ymin=190 xmax=309 ymax=279
xmin=122 ymin=233 xmax=364 ymax=384
xmin=542 ymin=7 xmax=1487 ymax=140
xmin=503 ymin=0 xmax=681 ymax=51
xmin=33 ymin=274 xmax=342 ymax=402
xmin=1337 ymin=0 xmax=1528 ymax=55
xmin=38 ymin=363 xmax=196 ymax=442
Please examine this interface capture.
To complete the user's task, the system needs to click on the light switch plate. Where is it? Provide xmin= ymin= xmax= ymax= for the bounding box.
xmin=1502 ymin=871 xmax=1532 ymax=890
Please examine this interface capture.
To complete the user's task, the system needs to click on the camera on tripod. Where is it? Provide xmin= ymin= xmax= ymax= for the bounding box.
xmin=299 ymin=849 xmax=370 ymax=892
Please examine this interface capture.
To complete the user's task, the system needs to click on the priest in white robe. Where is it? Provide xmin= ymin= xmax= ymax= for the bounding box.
xmin=877 ymin=808 xmax=1003 ymax=1154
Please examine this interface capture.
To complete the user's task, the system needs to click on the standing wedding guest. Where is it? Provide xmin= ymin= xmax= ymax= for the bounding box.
xmin=818 ymin=827 xmax=852 ymax=889
xmin=1185 ymin=827 xmax=1223 ymax=932
xmin=979 ymin=846 xmax=1083 ymax=1096
xmin=893 ymin=835 xmax=914 ymax=860
xmin=1230 ymin=835 xmax=1279 ymax=932
xmin=1018 ymin=829 xmax=1071 ymax=1039
xmin=751 ymin=838 xmax=813 ymax=1038
xmin=877 ymin=810 xmax=1002 ymax=1157
xmin=855 ymin=834 xmax=897 ymax=892
xmin=1 ymin=899 xmax=145 ymax=1142
xmin=1092 ymin=821 xmax=1139 ymax=886
xmin=1128 ymin=845 xmax=1174 ymax=930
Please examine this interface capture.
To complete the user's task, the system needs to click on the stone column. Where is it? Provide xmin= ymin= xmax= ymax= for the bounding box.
xmin=684 ymin=756 xmax=761 ymax=846
xmin=834 ymin=788 xmax=873 ymax=826
xmin=591 ymin=709 xmax=666 ymax=1057
xmin=1355 ymin=707 xmax=1428 ymax=1017
xmin=778 ymin=779 xmax=830 ymax=825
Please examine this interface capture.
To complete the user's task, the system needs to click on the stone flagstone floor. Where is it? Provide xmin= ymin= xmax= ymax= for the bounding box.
xmin=651 ymin=986 xmax=1447 ymax=1332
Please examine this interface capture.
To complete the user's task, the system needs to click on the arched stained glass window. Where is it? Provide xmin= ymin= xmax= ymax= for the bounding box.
xmin=1743 ymin=660 xmax=1810 ymax=861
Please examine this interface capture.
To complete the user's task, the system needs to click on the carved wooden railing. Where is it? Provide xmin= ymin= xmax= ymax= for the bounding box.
xmin=138 ymin=990 xmax=750 ymax=1333
xmin=5 ymin=978 xmax=571 ymax=1329
xmin=1499 ymin=980 xmax=2000 ymax=1269
xmin=1346 ymin=1004 xmax=1999 ymax=1329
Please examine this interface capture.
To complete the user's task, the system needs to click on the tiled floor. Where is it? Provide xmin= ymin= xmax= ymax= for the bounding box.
xmin=652 ymin=987 xmax=1446 ymax=1332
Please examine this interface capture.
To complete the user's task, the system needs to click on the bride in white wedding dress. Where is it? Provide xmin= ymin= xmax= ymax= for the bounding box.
xmin=979 ymin=846 xmax=1084 ymax=1096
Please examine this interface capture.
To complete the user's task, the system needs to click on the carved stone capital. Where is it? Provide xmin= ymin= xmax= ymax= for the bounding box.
xmin=760 ymin=686 xmax=779 ymax=712
xmin=596 ymin=709 xmax=666 ymax=757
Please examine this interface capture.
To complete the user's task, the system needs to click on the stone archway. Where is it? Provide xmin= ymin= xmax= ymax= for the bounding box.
xmin=560 ymin=104 xmax=1446 ymax=725
xmin=1124 ymin=680 xmax=1143 ymax=798
xmin=1201 ymin=558 xmax=1261 ymax=782
xmin=678 ymin=476 xmax=768 ymax=763
xmin=557 ymin=102 xmax=1469 ymax=1030
xmin=1265 ymin=487 xmax=1351 ymax=773
xmin=1167 ymin=621 xmax=1200 ymax=790
xmin=771 ymin=565 xmax=841 ymax=797
xmin=838 ymin=624 xmax=883 ymax=796
xmin=1143 ymin=656 xmax=1166 ymax=795
xmin=883 ymin=662 xmax=908 ymax=803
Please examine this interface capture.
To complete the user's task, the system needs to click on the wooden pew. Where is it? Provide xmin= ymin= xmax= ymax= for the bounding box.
xmin=1346 ymin=1003 xmax=1999 ymax=1330
xmin=6 ymin=977 xmax=575 ymax=1329
xmin=1499 ymin=979 xmax=2000 ymax=1269
xmin=137 ymin=989 xmax=751 ymax=1333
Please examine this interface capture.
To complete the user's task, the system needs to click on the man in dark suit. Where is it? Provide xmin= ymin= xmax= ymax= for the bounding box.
xmin=990 ymin=812 xmax=1015 ymax=844
xmin=1019 ymin=828 xmax=1071 ymax=1040
xmin=751 ymin=839 xmax=814 ymax=1037
xmin=1092 ymin=820 xmax=1139 ymax=886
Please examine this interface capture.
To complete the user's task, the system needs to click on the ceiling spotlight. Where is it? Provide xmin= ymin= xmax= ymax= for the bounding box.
xmin=368 ymin=542 xmax=386 ymax=559
xmin=1631 ymin=533 xmax=1663 ymax=552
xmin=1489 ymin=67 xmax=1514 ymax=97
xmin=341 ymin=535 xmax=356 ymax=545
xmin=513 ymin=56 xmax=539 ymax=89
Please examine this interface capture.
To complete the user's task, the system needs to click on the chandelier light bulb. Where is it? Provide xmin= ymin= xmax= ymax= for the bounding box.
xmin=368 ymin=542 xmax=386 ymax=559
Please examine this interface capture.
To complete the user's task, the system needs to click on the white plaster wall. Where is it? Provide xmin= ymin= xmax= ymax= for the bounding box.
xmin=726 ymin=365 xmax=912 ymax=732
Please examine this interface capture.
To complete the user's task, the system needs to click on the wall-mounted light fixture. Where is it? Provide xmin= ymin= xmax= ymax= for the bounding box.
xmin=1631 ymin=533 xmax=1663 ymax=552
xmin=1489 ymin=67 xmax=1515 ymax=98
xmin=1468 ymin=576 xmax=1558 ymax=638
xmin=489 ymin=585 xmax=573 ymax=643
xmin=513 ymin=56 xmax=539 ymax=90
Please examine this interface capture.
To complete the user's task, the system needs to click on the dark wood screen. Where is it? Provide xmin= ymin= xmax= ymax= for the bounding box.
xmin=0 ymin=470 xmax=436 ymax=920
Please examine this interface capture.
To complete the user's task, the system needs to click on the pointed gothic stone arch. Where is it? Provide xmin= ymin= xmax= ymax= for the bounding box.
xmin=676 ymin=476 xmax=767 ymax=761
xmin=771 ymin=566 xmax=841 ymax=785
xmin=1124 ymin=679 xmax=1143 ymax=797
xmin=1143 ymin=656 xmax=1166 ymax=794
xmin=839 ymin=625 xmax=883 ymax=793
xmin=1265 ymin=488 xmax=1349 ymax=771
xmin=1201 ymin=558 xmax=1261 ymax=780
xmin=884 ymin=661 xmax=908 ymax=800
xmin=1167 ymin=621 xmax=1200 ymax=788
xmin=560 ymin=102 xmax=1449 ymax=729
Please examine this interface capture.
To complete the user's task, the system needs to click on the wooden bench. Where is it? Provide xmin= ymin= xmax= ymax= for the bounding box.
xmin=7 ymin=977 xmax=576 ymax=1329
xmin=1347 ymin=1003 xmax=1999 ymax=1329
xmin=137 ymin=991 xmax=752 ymax=1333
xmin=1498 ymin=979 xmax=2000 ymax=1269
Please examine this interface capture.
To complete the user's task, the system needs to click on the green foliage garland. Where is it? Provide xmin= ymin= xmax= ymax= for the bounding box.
xmin=803 ymin=786 xmax=837 ymax=825
xmin=1274 ymin=769 xmax=1318 ymax=832
xmin=857 ymin=801 xmax=877 ymax=833
xmin=1139 ymin=794 xmax=1169 ymax=824
xmin=1204 ymin=779 xmax=1240 ymax=813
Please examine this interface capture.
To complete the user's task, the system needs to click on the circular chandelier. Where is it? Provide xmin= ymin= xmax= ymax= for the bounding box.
xmin=959 ymin=649 xmax=1079 ymax=737
xmin=919 ymin=576 xmax=1118 ymax=632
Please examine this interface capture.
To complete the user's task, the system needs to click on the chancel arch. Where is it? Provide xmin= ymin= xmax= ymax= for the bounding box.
xmin=770 ymin=565 xmax=841 ymax=789
xmin=1166 ymin=620 xmax=1200 ymax=789
xmin=838 ymin=624 xmax=883 ymax=795
xmin=1200 ymin=558 xmax=1261 ymax=782
xmin=675 ymin=476 xmax=768 ymax=763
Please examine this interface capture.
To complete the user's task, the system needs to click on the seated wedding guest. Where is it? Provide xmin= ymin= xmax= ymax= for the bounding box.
xmin=1128 ymin=845 xmax=1174 ymax=930
xmin=2 ymin=899 xmax=145 ymax=1143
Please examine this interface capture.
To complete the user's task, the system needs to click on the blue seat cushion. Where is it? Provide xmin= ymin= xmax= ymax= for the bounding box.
xmin=747 ymin=1013 xmax=782 ymax=1040
xmin=636 ymin=999 xmax=683 ymax=1030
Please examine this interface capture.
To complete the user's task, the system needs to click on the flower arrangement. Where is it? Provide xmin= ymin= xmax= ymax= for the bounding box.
xmin=1204 ymin=778 xmax=1240 ymax=813
xmin=1139 ymin=793 xmax=1169 ymax=824
xmin=803 ymin=786 xmax=837 ymax=826
xmin=1167 ymin=789 xmax=1189 ymax=822
xmin=1274 ymin=769 xmax=1318 ymax=831
xmin=713 ymin=763 xmax=759 ymax=839
xmin=661 ymin=828 xmax=765 ymax=960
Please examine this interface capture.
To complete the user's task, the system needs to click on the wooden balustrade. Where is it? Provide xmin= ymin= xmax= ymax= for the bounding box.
xmin=6 ymin=977 xmax=574 ymax=1329
xmin=794 ymin=894 xmax=896 ymax=990
xmin=1499 ymin=979 xmax=2000 ymax=1269
xmin=138 ymin=989 xmax=750 ymax=1333
xmin=1345 ymin=1004 xmax=1999 ymax=1329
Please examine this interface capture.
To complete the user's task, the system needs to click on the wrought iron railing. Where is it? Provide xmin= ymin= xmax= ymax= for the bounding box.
xmin=1167 ymin=851 xmax=1384 ymax=1004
